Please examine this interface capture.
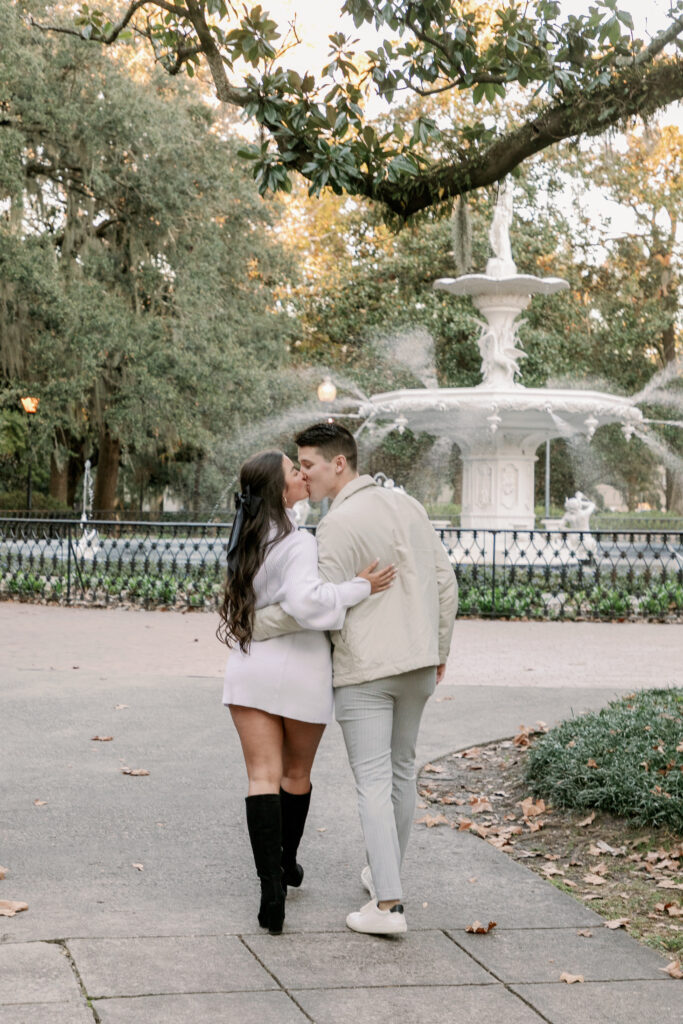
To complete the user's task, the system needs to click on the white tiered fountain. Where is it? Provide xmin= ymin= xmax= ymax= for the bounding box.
xmin=361 ymin=183 xmax=643 ymax=533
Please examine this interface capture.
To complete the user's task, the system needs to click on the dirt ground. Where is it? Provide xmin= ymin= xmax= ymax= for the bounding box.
xmin=417 ymin=729 xmax=683 ymax=957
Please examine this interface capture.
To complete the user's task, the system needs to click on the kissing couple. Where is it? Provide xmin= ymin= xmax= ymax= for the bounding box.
xmin=218 ymin=421 xmax=457 ymax=935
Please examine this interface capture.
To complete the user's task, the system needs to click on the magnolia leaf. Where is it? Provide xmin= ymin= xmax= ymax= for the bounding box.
xmin=91 ymin=735 xmax=113 ymax=742
xmin=518 ymin=796 xmax=545 ymax=818
xmin=465 ymin=920 xmax=497 ymax=934
xmin=660 ymin=959 xmax=683 ymax=979
xmin=132 ymin=863 xmax=144 ymax=871
xmin=577 ymin=929 xmax=593 ymax=937
xmin=577 ymin=811 xmax=596 ymax=827
xmin=604 ymin=918 xmax=629 ymax=929
xmin=582 ymin=873 xmax=608 ymax=885
xmin=0 ymin=866 xmax=7 ymax=880
xmin=120 ymin=768 xmax=150 ymax=776
xmin=0 ymin=900 xmax=28 ymax=917
xmin=560 ymin=972 xmax=584 ymax=984
xmin=33 ymin=799 xmax=47 ymax=807
xmin=423 ymin=763 xmax=445 ymax=774
xmin=416 ymin=813 xmax=449 ymax=828
xmin=469 ymin=796 xmax=493 ymax=814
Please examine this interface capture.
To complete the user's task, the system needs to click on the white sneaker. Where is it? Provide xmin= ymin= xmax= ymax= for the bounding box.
xmin=360 ymin=865 xmax=376 ymax=899
xmin=346 ymin=899 xmax=407 ymax=935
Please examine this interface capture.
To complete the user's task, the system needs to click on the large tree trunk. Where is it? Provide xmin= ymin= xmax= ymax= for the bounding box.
xmin=665 ymin=469 xmax=683 ymax=514
xmin=49 ymin=449 xmax=68 ymax=505
xmin=93 ymin=427 xmax=121 ymax=513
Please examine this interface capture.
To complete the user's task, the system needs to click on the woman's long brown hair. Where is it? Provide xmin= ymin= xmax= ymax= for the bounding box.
xmin=216 ymin=449 xmax=294 ymax=652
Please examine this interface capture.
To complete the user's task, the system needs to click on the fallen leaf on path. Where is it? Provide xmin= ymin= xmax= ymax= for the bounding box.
xmin=518 ymin=796 xmax=545 ymax=818
xmin=582 ymin=874 xmax=608 ymax=886
xmin=459 ymin=747 xmax=482 ymax=759
xmin=577 ymin=929 xmax=593 ymax=937
xmin=132 ymin=863 xmax=144 ymax=871
xmin=526 ymin=819 xmax=545 ymax=832
xmin=563 ymin=879 xmax=578 ymax=888
xmin=604 ymin=918 xmax=629 ymax=929
xmin=423 ymin=763 xmax=445 ymax=774
xmin=33 ymin=799 xmax=47 ymax=806
xmin=457 ymin=818 xmax=473 ymax=831
xmin=91 ymin=736 xmax=113 ymax=742
xmin=469 ymin=796 xmax=493 ymax=814
xmin=0 ymin=866 xmax=7 ymax=880
xmin=577 ymin=811 xmax=596 ymax=827
xmin=316 ymin=827 xmax=327 ymax=832
xmin=468 ymin=877 xmax=478 ymax=884
xmin=594 ymin=840 xmax=626 ymax=857
xmin=114 ymin=704 xmax=129 ymax=710
xmin=582 ymin=894 xmax=604 ymax=901
xmin=0 ymin=900 xmax=28 ymax=917
xmin=440 ymin=796 xmax=466 ymax=805
xmin=416 ymin=813 xmax=449 ymax=828
xmin=541 ymin=864 xmax=565 ymax=877
xmin=422 ymin=902 xmax=428 ymax=908
xmin=657 ymin=880 xmax=683 ymax=891
xmin=590 ymin=861 xmax=609 ymax=876
xmin=560 ymin=972 xmax=584 ymax=984
xmin=465 ymin=920 xmax=497 ymax=934
xmin=660 ymin=959 xmax=683 ymax=979
xmin=120 ymin=768 xmax=150 ymax=776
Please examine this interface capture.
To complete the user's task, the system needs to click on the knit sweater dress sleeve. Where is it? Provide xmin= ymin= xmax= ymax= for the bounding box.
xmin=278 ymin=528 xmax=370 ymax=631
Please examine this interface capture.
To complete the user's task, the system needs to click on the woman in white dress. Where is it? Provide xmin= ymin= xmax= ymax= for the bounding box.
xmin=217 ymin=449 xmax=394 ymax=934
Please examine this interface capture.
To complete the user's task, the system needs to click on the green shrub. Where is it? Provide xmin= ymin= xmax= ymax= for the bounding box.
xmin=524 ymin=688 xmax=683 ymax=830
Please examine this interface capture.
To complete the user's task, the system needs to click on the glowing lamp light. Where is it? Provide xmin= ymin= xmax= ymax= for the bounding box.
xmin=317 ymin=376 xmax=337 ymax=403
xmin=20 ymin=396 xmax=40 ymax=414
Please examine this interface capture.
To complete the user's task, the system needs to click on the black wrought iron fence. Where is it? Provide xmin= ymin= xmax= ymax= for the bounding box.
xmin=1 ymin=517 xmax=682 ymax=620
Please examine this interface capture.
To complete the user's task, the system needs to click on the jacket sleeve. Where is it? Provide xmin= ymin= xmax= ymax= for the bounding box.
xmin=280 ymin=531 xmax=370 ymax=629
xmin=252 ymin=604 xmax=302 ymax=642
xmin=432 ymin=527 xmax=458 ymax=663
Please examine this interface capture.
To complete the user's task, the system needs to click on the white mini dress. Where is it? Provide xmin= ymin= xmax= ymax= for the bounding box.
xmin=222 ymin=511 xmax=370 ymax=724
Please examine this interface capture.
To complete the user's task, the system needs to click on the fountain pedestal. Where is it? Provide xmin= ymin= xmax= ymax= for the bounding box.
xmin=461 ymin=448 xmax=536 ymax=530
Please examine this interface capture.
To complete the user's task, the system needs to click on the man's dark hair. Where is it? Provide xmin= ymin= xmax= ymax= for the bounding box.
xmin=295 ymin=421 xmax=358 ymax=471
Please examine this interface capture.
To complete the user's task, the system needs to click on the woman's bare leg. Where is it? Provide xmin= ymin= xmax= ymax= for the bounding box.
xmin=281 ymin=718 xmax=326 ymax=794
xmin=230 ymin=706 xmax=284 ymax=794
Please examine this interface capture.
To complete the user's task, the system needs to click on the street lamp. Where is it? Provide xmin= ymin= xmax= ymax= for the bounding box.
xmin=20 ymin=396 xmax=39 ymax=511
xmin=317 ymin=376 xmax=337 ymax=404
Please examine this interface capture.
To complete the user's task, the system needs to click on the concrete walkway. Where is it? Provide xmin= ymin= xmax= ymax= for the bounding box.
xmin=1 ymin=604 xmax=681 ymax=1024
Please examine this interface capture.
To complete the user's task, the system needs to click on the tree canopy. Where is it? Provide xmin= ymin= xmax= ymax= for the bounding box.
xmin=1 ymin=2 xmax=296 ymax=511
xmin=31 ymin=0 xmax=683 ymax=217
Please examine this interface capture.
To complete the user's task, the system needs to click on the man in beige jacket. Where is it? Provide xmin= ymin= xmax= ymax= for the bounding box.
xmin=253 ymin=422 xmax=457 ymax=935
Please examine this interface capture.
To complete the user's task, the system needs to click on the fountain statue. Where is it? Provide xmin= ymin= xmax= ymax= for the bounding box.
xmin=543 ymin=491 xmax=598 ymax=562
xmin=360 ymin=184 xmax=643 ymax=532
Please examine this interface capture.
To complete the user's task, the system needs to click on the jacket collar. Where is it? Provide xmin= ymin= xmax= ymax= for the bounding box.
xmin=329 ymin=474 xmax=376 ymax=513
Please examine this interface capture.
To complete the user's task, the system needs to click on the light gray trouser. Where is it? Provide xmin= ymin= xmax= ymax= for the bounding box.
xmin=334 ymin=666 xmax=437 ymax=902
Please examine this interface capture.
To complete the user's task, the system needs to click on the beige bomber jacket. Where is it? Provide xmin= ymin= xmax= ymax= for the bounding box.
xmin=252 ymin=475 xmax=458 ymax=687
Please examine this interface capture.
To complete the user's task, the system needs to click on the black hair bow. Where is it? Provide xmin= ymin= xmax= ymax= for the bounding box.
xmin=226 ymin=486 xmax=263 ymax=574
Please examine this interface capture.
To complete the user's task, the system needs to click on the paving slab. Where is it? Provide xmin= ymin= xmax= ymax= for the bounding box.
xmin=293 ymin=983 xmax=547 ymax=1024
xmin=511 ymin=980 xmax=680 ymax=1024
xmin=0 ymin=941 xmax=83 ymax=1005
xmin=0 ymin=1005 xmax=94 ymax=1024
xmin=451 ymin=926 xmax=670 ymax=984
xmin=66 ymin=935 xmax=276 ymax=999
xmin=93 ymin=991 xmax=308 ymax=1024
xmin=243 ymin=930 xmax=494 ymax=989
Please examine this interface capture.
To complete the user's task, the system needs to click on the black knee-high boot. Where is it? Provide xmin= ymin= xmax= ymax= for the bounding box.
xmin=280 ymin=786 xmax=311 ymax=892
xmin=245 ymin=794 xmax=285 ymax=935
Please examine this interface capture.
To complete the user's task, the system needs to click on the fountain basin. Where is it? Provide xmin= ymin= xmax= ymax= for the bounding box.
xmin=361 ymin=387 xmax=643 ymax=530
